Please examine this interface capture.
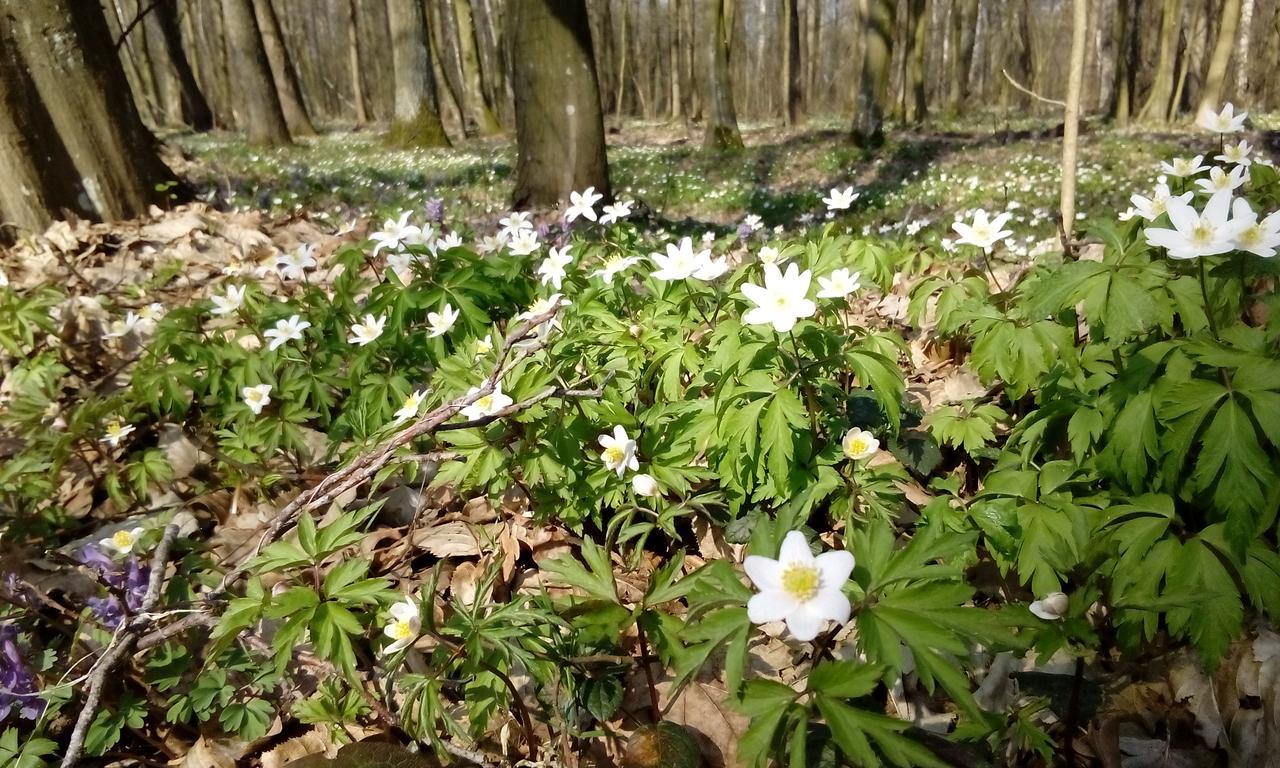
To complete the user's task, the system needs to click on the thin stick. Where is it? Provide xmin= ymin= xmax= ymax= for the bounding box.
xmin=1001 ymin=69 xmax=1066 ymax=108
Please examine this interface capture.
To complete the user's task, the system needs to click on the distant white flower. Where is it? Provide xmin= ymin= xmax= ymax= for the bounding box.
xmin=1229 ymin=198 xmax=1280 ymax=258
xmin=210 ymin=285 xmax=247 ymax=316
xmin=816 ymin=268 xmax=861 ymax=299
xmin=435 ymin=231 xmax=464 ymax=252
xmin=952 ymin=209 xmax=1014 ymax=251
xmin=382 ymin=598 xmax=421 ymax=654
xmin=0 ymin=266 xmax=8 ymax=288
xmin=393 ymin=389 xmax=427 ymax=425
xmin=137 ymin=302 xmax=165 ymax=325
xmin=1196 ymin=102 xmax=1247 ymax=133
xmin=632 ymin=473 xmax=659 ymax=497
xmin=741 ymin=263 xmax=816 ymax=333
xmin=103 ymin=311 xmax=144 ymax=339
xmin=701 ymin=231 xmax=717 ymax=244
xmin=822 ymin=186 xmax=859 ymax=211
xmin=599 ymin=200 xmax=633 ymax=225
xmin=591 ymin=255 xmax=642 ymax=284
xmin=536 ymin=245 xmax=574 ymax=290
xmin=101 ymin=526 xmax=146 ymax=555
xmin=276 ymin=245 xmax=317 ymax=280
xmin=100 ymin=420 xmax=135 ymax=447
xmin=348 ymin=314 xmax=387 ymax=346
xmin=499 ymin=211 xmax=534 ymax=236
xmin=1216 ymin=140 xmax=1252 ymax=167
xmin=744 ymin=530 xmax=854 ymax=642
xmin=507 ymin=229 xmax=540 ymax=256
xmin=841 ymin=428 xmax=879 ymax=461
xmin=1144 ymin=191 xmax=1244 ymax=259
xmin=743 ymin=214 xmax=763 ymax=231
xmin=1029 ymin=592 xmax=1069 ymax=621
xmin=241 ymin=384 xmax=272 ymax=415
xmin=371 ymin=212 xmax=424 ymax=255
xmin=565 ymin=187 xmax=603 ymax=222
xmin=1161 ymin=155 xmax=1208 ymax=177
xmin=426 ymin=303 xmax=460 ymax=337
xmin=1194 ymin=165 xmax=1247 ymax=195
xmin=598 ymin=425 xmax=639 ymax=477
xmin=460 ymin=384 xmax=513 ymax=420
xmin=650 ymin=237 xmax=718 ymax=281
xmin=1130 ymin=183 xmax=1192 ymax=221
xmin=478 ymin=233 xmax=508 ymax=255
xmin=264 ymin=315 xmax=311 ymax=351
xmin=758 ymin=246 xmax=782 ymax=265
xmin=474 ymin=334 xmax=493 ymax=360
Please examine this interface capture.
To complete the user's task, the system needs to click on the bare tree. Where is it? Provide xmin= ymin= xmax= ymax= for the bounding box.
xmin=385 ymin=0 xmax=450 ymax=146
xmin=703 ymin=0 xmax=743 ymax=149
xmin=851 ymin=0 xmax=895 ymax=146
xmin=510 ymin=0 xmax=610 ymax=208
xmin=1138 ymin=0 xmax=1184 ymax=123
xmin=221 ymin=0 xmax=291 ymax=143
xmin=252 ymin=0 xmax=316 ymax=136
xmin=1198 ymin=0 xmax=1242 ymax=114
xmin=452 ymin=0 xmax=503 ymax=135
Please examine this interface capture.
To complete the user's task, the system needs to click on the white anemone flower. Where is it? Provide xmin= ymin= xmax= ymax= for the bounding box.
xmin=1194 ymin=165 xmax=1248 ymax=195
xmin=744 ymin=531 xmax=855 ymax=642
xmin=507 ymin=229 xmax=540 ymax=256
xmin=460 ymin=384 xmax=513 ymax=420
xmin=816 ymin=268 xmax=862 ymax=299
xmin=741 ymin=263 xmax=816 ymax=333
xmin=101 ymin=526 xmax=147 ymax=555
xmin=599 ymin=200 xmax=633 ymax=225
xmin=241 ymin=384 xmax=273 ymax=415
xmin=393 ymin=389 xmax=427 ymax=425
xmin=952 ymin=209 xmax=1014 ymax=252
xmin=382 ymin=599 xmax=422 ymax=654
xmin=841 ymin=428 xmax=879 ymax=461
xmin=264 ymin=315 xmax=311 ymax=351
xmin=649 ymin=237 xmax=712 ymax=281
xmin=758 ymin=246 xmax=782 ymax=265
xmin=1130 ymin=183 xmax=1192 ymax=221
xmin=591 ymin=255 xmax=642 ymax=284
xmin=348 ymin=314 xmax=387 ymax=346
xmin=427 ymin=304 xmax=460 ymax=337
xmin=499 ymin=211 xmax=533 ymax=236
xmin=565 ymin=187 xmax=603 ymax=222
xmin=1195 ymin=102 xmax=1247 ymax=133
xmin=371 ymin=211 xmax=424 ymax=255
xmin=598 ymin=425 xmax=639 ymax=477
xmin=1160 ymin=155 xmax=1208 ymax=178
xmin=210 ymin=285 xmax=247 ymax=316
xmin=100 ymin=420 xmax=135 ymax=447
xmin=632 ymin=473 xmax=659 ymax=497
xmin=1216 ymin=140 xmax=1252 ymax=167
xmin=275 ymin=245 xmax=317 ymax=280
xmin=474 ymin=334 xmax=493 ymax=360
xmin=1029 ymin=592 xmax=1069 ymax=621
xmin=822 ymin=186 xmax=859 ymax=211
xmin=1144 ymin=191 xmax=1244 ymax=259
xmin=1229 ymin=198 xmax=1280 ymax=258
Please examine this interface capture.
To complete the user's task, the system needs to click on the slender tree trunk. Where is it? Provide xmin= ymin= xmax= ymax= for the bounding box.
xmin=702 ymin=0 xmax=743 ymax=148
xmin=669 ymin=0 xmax=683 ymax=119
xmin=452 ymin=0 xmax=502 ymax=135
xmin=1198 ymin=0 xmax=1242 ymax=113
xmin=252 ymin=0 xmax=316 ymax=136
xmin=346 ymin=0 xmax=370 ymax=125
xmin=947 ymin=0 xmax=978 ymax=112
xmin=1061 ymin=0 xmax=1088 ymax=240
xmin=0 ymin=0 xmax=184 ymax=222
xmin=509 ymin=0 xmax=610 ymax=208
xmin=1108 ymin=0 xmax=1138 ymax=125
xmin=139 ymin=0 xmax=185 ymax=126
xmin=1233 ymin=0 xmax=1254 ymax=102
xmin=154 ymin=0 xmax=215 ymax=130
xmin=782 ymin=0 xmax=801 ymax=124
xmin=385 ymin=0 xmax=450 ymax=146
xmin=1137 ymin=0 xmax=1183 ymax=122
xmin=851 ymin=0 xmax=894 ymax=146
xmin=616 ymin=1 xmax=629 ymax=115
xmin=904 ymin=0 xmax=928 ymax=123
xmin=221 ymin=0 xmax=291 ymax=143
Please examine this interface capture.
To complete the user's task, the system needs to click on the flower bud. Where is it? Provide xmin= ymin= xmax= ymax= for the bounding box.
xmin=1029 ymin=592 xmax=1069 ymax=621
xmin=632 ymin=473 xmax=659 ymax=497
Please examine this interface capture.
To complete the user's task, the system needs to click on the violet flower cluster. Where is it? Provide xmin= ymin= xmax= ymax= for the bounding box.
xmin=79 ymin=546 xmax=150 ymax=630
xmin=0 ymin=625 xmax=43 ymax=721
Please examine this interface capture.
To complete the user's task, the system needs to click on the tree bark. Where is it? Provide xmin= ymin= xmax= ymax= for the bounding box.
xmin=1108 ymin=0 xmax=1138 ymax=126
xmin=1137 ymin=0 xmax=1183 ymax=123
xmin=221 ymin=0 xmax=291 ymax=143
xmin=345 ymin=0 xmax=370 ymax=125
xmin=1061 ymin=0 xmax=1088 ymax=240
xmin=451 ymin=0 xmax=502 ymax=135
xmin=947 ymin=0 xmax=978 ymax=112
xmin=0 ymin=0 xmax=183 ymax=224
xmin=904 ymin=0 xmax=928 ymax=123
xmin=384 ymin=0 xmax=450 ymax=146
xmin=702 ymin=0 xmax=743 ymax=149
xmin=252 ymin=0 xmax=316 ymax=136
xmin=1232 ymin=0 xmax=1254 ymax=102
xmin=851 ymin=0 xmax=894 ymax=146
xmin=782 ymin=0 xmax=801 ymax=124
xmin=153 ymin=0 xmax=215 ymax=130
xmin=1197 ymin=0 xmax=1242 ymax=114
xmin=509 ymin=0 xmax=610 ymax=208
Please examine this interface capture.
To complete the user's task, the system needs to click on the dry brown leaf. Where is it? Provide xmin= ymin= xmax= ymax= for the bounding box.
xmin=170 ymin=735 xmax=250 ymax=768
xmin=412 ymin=520 xmax=488 ymax=558
xmin=258 ymin=728 xmax=338 ymax=768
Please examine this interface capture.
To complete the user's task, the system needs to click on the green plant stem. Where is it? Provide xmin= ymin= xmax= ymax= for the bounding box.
xmin=683 ymin=278 xmax=712 ymax=327
xmin=1198 ymin=257 xmax=1220 ymax=340
xmin=787 ymin=329 xmax=821 ymax=440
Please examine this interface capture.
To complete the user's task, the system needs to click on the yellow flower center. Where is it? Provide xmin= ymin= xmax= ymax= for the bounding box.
xmin=1241 ymin=226 xmax=1261 ymax=246
xmin=475 ymin=395 xmax=493 ymax=411
xmin=106 ymin=422 xmax=124 ymax=438
xmin=112 ymin=530 xmax=135 ymax=549
xmin=387 ymin=619 xmax=414 ymax=641
xmin=846 ymin=438 xmax=869 ymax=457
xmin=603 ymin=446 xmax=625 ymax=465
xmin=401 ymin=394 xmax=418 ymax=410
xmin=1191 ymin=222 xmax=1214 ymax=245
xmin=781 ymin=564 xmax=821 ymax=602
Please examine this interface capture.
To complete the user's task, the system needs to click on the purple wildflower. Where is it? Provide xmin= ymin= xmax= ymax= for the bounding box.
xmin=0 ymin=625 xmax=43 ymax=721
xmin=425 ymin=197 xmax=445 ymax=222
xmin=78 ymin=546 xmax=150 ymax=629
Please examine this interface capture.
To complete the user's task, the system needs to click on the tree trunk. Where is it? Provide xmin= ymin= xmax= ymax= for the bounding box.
xmin=904 ymin=0 xmax=928 ymax=123
xmin=154 ymin=0 xmax=215 ymax=130
xmin=104 ymin=0 xmax=162 ymax=127
xmin=782 ymin=0 xmax=801 ymax=124
xmin=452 ymin=0 xmax=502 ymax=135
xmin=139 ymin=0 xmax=185 ymax=126
xmin=1198 ymin=0 xmax=1242 ymax=114
xmin=702 ymin=0 xmax=743 ymax=149
xmin=851 ymin=0 xmax=894 ymax=146
xmin=1233 ymin=0 xmax=1254 ymax=102
xmin=0 ymin=0 xmax=183 ymax=224
xmin=947 ymin=0 xmax=977 ymax=112
xmin=252 ymin=0 xmax=316 ymax=136
xmin=346 ymin=0 xmax=370 ymax=125
xmin=1061 ymin=0 xmax=1088 ymax=239
xmin=1108 ymin=0 xmax=1138 ymax=126
xmin=509 ymin=0 xmax=610 ymax=208
xmin=385 ymin=0 xmax=450 ymax=146
xmin=1137 ymin=0 xmax=1183 ymax=123
xmin=221 ymin=0 xmax=291 ymax=143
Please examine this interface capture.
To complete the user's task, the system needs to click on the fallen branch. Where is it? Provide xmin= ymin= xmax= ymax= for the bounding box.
xmin=60 ymin=523 xmax=180 ymax=768
xmin=1001 ymin=69 xmax=1066 ymax=108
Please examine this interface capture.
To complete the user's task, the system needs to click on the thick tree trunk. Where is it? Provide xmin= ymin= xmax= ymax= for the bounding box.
xmin=104 ymin=0 xmax=162 ymax=126
xmin=851 ymin=0 xmax=894 ymax=146
xmin=221 ymin=0 xmax=291 ymax=144
xmin=946 ymin=0 xmax=977 ymax=112
xmin=1137 ymin=0 xmax=1183 ymax=123
xmin=385 ymin=0 xmax=450 ymax=146
xmin=153 ymin=0 xmax=215 ymax=130
xmin=1197 ymin=0 xmax=1242 ymax=114
xmin=509 ymin=0 xmax=610 ymax=208
xmin=0 ymin=0 xmax=183 ymax=222
xmin=702 ymin=0 xmax=743 ymax=149
xmin=252 ymin=0 xmax=316 ymax=136
xmin=451 ymin=0 xmax=503 ymax=135
xmin=904 ymin=0 xmax=928 ymax=123
xmin=138 ymin=0 xmax=185 ymax=126
xmin=782 ymin=0 xmax=801 ymax=124
xmin=1108 ymin=0 xmax=1138 ymax=126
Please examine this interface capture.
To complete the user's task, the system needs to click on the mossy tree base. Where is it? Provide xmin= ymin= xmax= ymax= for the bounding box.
xmin=385 ymin=107 xmax=451 ymax=149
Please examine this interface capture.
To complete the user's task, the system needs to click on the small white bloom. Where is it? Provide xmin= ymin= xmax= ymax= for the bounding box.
xmin=1216 ymin=140 xmax=1252 ymax=167
xmin=100 ymin=420 xmax=135 ymax=447
xmin=599 ymin=200 xmax=633 ymax=225
xmin=275 ymin=245 xmax=317 ymax=280
xmin=565 ymin=187 xmax=603 ymax=222
xmin=1195 ymin=102 xmax=1247 ymax=133
xmin=741 ymin=263 xmax=816 ymax=333
xmin=1229 ymin=198 xmax=1280 ymax=258
xmin=1194 ymin=165 xmax=1247 ymax=195
xmin=744 ymin=531 xmax=855 ymax=642
xmin=841 ymin=427 xmax=879 ymax=461
xmin=598 ymin=425 xmax=639 ymax=477
xmin=632 ymin=473 xmax=659 ymax=497
xmin=816 ymin=268 xmax=861 ymax=299
xmin=210 ymin=285 xmax=247 ymax=316
xmin=371 ymin=211 xmax=424 ymax=255
xmin=650 ymin=237 xmax=717 ymax=281
xmin=242 ymin=384 xmax=273 ymax=415
xmin=758 ymin=246 xmax=782 ymax=265
xmin=1029 ymin=592 xmax=1069 ymax=621
xmin=393 ymin=389 xmax=427 ymax=425
xmin=1130 ymin=183 xmax=1192 ymax=221
xmin=822 ymin=186 xmax=859 ymax=211
xmin=474 ymin=334 xmax=493 ymax=360
xmin=382 ymin=598 xmax=422 ymax=654
xmin=507 ymin=229 xmax=540 ymax=256
xmin=435 ymin=232 xmax=464 ymax=252
xmin=952 ymin=209 xmax=1014 ymax=251
xmin=743 ymin=214 xmax=763 ymax=231
xmin=460 ymin=384 xmax=514 ymax=420
xmin=591 ymin=255 xmax=642 ymax=284
xmin=1160 ymin=155 xmax=1208 ymax=177
xmin=101 ymin=526 xmax=147 ymax=555
xmin=499 ymin=211 xmax=534 ymax=236
xmin=426 ymin=304 xmax=460 ymax=337
xmin=348 ymin=314 xmax=387 ymax=346
xmin=1144 ymin=191 xmax=1245 ymax=259
xmin=264 ymin=315 xmax=311 ymax=351
xmin=537 ymin=245 xmax=574 ymax=289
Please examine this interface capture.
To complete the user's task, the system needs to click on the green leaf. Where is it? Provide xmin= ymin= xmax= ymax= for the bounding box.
xmin=815 ymin=695 xmax=948 ymax=768
xmin=540 ymin=538 xmax=619 ymax=603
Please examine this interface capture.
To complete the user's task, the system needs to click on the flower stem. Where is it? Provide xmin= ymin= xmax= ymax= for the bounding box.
xmin=1198 ymin=257 xmax=1220 ymax=339
xmin=787 ymin=329 xmax=821 ymax=440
